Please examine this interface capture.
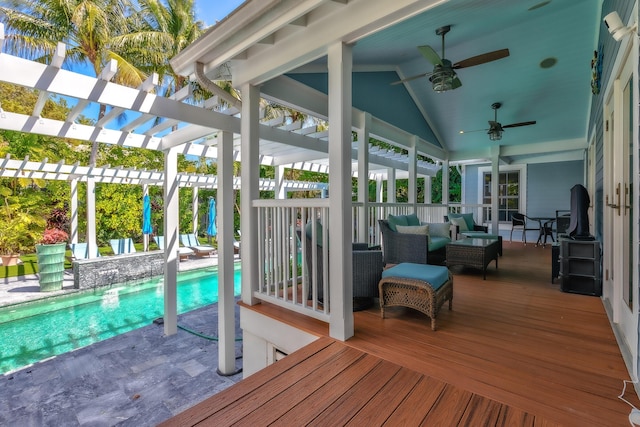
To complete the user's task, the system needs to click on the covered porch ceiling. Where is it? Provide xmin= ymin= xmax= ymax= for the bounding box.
xmin=172 ymin=0 xmax=600 ymax=166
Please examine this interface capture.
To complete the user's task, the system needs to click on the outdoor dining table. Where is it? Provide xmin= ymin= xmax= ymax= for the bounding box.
xmin=526 ymin=216 xmax=556 ymax=247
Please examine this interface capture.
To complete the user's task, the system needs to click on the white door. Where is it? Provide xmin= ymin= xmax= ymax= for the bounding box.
xmin=604 ymin=47 xmax=637 ymax=380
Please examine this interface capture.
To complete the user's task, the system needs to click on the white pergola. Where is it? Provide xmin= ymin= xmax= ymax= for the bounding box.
xmin=0 ymin=21 xmax=448 ymax=375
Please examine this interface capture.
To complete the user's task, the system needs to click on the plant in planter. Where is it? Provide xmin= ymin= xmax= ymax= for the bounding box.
xmin=36 ymin=227 xmax=69 ymax=291
xmin=40 ymin=228 xmax=69 ymax=245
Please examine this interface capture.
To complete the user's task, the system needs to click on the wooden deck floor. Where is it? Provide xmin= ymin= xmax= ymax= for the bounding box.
xmin=161 ymin=241 xmax=639 ymax=426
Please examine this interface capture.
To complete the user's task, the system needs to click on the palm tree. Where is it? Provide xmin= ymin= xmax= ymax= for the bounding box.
xmin=0 ymin=0 xmax=148 ymax=165
xmin=119 ymin=0 xmax=205 ymax=97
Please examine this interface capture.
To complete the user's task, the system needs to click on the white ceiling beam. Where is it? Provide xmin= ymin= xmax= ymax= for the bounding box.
xmin=32 ymin=42 xmax=66 ymax=118
xmin=0 ymin=54 xmax=237 ymax=132
xmin=0 ymin=157 xmax=327 ymax=190
xmin=67 ymin=59 xmax=118 ymax=122
xmin=145 ymin=119 xmax=180 ymax=136
xmin=169 ymin=0 xmax=282 ymax=76
xmin=499 ymin=138 xmax=587 ymax=157
xmin=97 ymin=73 xmax=159 ymax=127
xmin=121 ymin=84 xmax=191 ymax=132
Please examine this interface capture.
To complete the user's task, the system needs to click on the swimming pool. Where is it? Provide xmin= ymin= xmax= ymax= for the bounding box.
xmin=0 ymin=266 xmax=242 ymax=375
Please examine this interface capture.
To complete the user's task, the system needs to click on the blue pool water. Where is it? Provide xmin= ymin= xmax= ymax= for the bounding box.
xmin=0 ymin=266 xmax=241 ymax=375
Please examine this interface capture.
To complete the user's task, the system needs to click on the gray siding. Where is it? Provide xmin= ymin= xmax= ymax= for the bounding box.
xmin=462 ymin=161 xmax=584 ymax=218
xmin=463 ymin=164 xmax=480 ymax=204
xmin=526 ymin=161 xmax=584 ymax=217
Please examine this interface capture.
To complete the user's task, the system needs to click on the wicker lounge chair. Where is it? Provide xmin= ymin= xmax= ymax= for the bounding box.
xmin=304 ymin=222 xmax=383 ymax=310
xmin=378 ymin=218 xmax=453 ymax=265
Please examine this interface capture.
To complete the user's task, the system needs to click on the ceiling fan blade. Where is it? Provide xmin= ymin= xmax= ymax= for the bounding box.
xmin=453 ymin=48 xmax=510 ymax=69
xmin=459 ymin=127 xmax=488 ymax=134
xmin=417 ymin=45 xmax=442 ymax=66
xmin=390 ymin=71 xmax=432 ymax=85
xmin=503 ymin=120 xmax=536 ymax=128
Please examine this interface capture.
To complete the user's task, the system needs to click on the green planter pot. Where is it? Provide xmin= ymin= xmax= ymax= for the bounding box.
xmin=36 ymin=243 xmax=67 ymax=292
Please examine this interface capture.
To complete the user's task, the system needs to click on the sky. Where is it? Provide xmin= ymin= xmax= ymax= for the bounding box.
xmin=194 ymin=0 xmax=245 ymax=26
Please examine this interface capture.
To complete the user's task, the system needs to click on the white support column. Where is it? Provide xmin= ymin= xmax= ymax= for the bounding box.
xmin=328 ymin=41 xmax=354 ymax=340
xmin=460 ymin=165 xmax=466 ymax=205
xmin=441 ymin=160 xmax=450 ymax=206
xmin=143 ymin=184 xmax=149 ymax=252
xmin=376 ymin=177 xmax=383 ymax=202
xmin=70 ymin=179 xmax=78 ymax=244
xmin=275 ymin=165 xmax=286 ymax=199
xmin=86 ymin=177 xmax=97 ymax=258
xmin=357 ymin=112 xmax=371 ymax=243
xmin=191 ymin=186 xmax=199 ymax=235
xmin=491 ymin=146 xmax=500 ymax=234
xmin=387 ymin=168 xmax=396 ymax=203
xmin=217 ymin=130 xmax=236 ymax=375
xmin=424 ymin=176 xmax=432 ymax=204
xmin=163 ymin=147 xmax=179 ymax=336
xmin=240 ymin=83 xmax=260 ymax=305
xmin=408 ymin=139 xmax=417 ymax=208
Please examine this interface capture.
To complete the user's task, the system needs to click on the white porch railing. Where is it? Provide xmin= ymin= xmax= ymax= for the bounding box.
xmin=253 ymin=200 xmax=490 ymax=323
xmin=253 ymin=199 xmax=330 ymax=322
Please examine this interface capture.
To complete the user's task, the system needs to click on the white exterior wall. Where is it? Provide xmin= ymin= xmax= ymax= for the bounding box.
xmin=240 ymin=307 xmax=319 ymax=377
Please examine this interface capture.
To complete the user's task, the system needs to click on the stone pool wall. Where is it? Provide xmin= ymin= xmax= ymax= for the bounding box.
xmin=73 ymin=251 xmax=165 ymax=289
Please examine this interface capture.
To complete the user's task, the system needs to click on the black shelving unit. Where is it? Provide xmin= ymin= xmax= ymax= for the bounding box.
xmin=559 ymin=239 xmax=601 ymax=296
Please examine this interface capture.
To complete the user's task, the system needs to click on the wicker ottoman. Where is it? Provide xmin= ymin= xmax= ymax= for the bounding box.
xmin=379 ymin=263 xmax=453 ymax=330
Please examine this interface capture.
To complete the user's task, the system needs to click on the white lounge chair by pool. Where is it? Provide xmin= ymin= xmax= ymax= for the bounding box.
xmin=180 ymin=233 xmax=216 ymax=257
xmin=153 ymin=235 xmax=194 ymax=261
xmin=68 ymin=242 xmax=101 ymax=261
xmin=109 ymin=238 xmax=136 ymax=255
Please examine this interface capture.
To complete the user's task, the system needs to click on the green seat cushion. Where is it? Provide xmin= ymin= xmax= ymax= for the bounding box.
xmin=305 ymin=220 xmax=325 ymax=247
xmin=428 ymin=236 xmax=450 ymax=252
xmin=448 ymin=212 xmax=475 ymax=231
xmin=406 ymin=213 xmax=420 ymax=226
xmin=388 ymin=213 xmax=420 ymax=231
xmin=388 ymin=214 xmax=408 ymax=231
xmin=382 ymin=262 xmax=450 ymax=290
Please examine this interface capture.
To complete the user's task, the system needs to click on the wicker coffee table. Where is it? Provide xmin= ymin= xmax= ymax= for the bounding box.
xmin=446 ymin=238 xmax=499 ymax=279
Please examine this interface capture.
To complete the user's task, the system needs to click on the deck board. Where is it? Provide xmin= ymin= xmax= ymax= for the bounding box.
xmin=161 ymin=242 xmax=638 ymax=426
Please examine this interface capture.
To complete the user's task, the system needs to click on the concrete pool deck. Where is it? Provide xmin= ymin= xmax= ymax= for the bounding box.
xmin=0 ymin=253 xmax=244 ymax=426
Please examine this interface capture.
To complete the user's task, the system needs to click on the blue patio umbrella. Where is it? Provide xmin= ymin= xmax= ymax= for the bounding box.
xmin=142 ymin=194 xmax=153 ymax=235
xmin=207 ymin=197 xmax=217 ymax=237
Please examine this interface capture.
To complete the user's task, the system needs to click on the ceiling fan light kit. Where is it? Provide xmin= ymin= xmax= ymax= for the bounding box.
xmin=460 ymin=102 xmax=536 ymax=141
xmin=429 ymin=62 xmax=455 ymax=92
xmin=489 ymin=129 xmax=503 ymax=141
xmin=390 ymin=25 xmax=509 ymax=90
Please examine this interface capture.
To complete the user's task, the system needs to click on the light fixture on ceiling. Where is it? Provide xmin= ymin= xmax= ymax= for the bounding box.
xmin=604 ymin=11 xmax=637 ymax=41
xmin=429 ymin=63 xmax=455 ymax=92
xmin=488 ymin=128 xmax=503 ymax=141
xmin=488 ymin=102 xmax=504 ymax=141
